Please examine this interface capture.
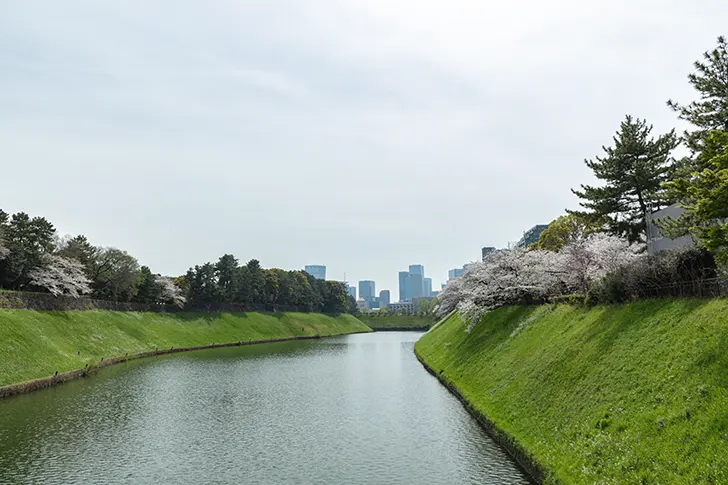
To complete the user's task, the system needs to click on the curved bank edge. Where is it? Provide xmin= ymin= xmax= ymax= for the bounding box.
xmin=0 ymin=331 xmax=370 ymax=400
xmin=414 ymin=347 xmax=545 ymax=485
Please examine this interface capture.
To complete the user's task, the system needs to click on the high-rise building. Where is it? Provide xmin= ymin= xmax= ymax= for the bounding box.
xmin=379 ymin=290 xmax=391 ymax=308
xmin=409 ymin=265 xmax=425 ymax=298
xmin=410 ymin=273 xmax=424 ymax=299
xmin=482 ymin=247 xmax=496 ymax=260
xmin=398 ymin=271 xmax=411 ymax=302
xmin=448 ymin=267 xmax=466 ymax=280
xmin=424 ymin=277 xmax=433 ymax=297
xmin=515 ymin=225 xmax=549 ymax=248
xmin=347 ymin=285 xmax=356 ymax=299
xmin=304 ymin=265 xmax=326 ymax=280
xmin=359 ymin=280 xmax=376 ymax=305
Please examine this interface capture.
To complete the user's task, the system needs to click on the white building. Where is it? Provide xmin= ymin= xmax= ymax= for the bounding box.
xmin=646 ymin=204 xmax=695 ymax=256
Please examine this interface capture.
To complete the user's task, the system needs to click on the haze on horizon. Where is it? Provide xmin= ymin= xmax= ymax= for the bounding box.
xmin=1 ymin=1 xmax=726 ymax=293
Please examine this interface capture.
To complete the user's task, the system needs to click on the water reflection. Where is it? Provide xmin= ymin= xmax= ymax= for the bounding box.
xmin=0 ymin=332 xmax=530 ymax=484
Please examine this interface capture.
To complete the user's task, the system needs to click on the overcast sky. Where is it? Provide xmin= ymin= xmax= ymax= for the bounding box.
xmin=1 ymin=1 xmax=726 ymax=295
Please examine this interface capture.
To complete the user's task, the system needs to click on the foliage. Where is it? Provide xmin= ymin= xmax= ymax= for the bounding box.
xmin=0 ymin=212 xmax=56 ymax=289
xmin=27 ymin=255 xmax=92 ymax=298
xmin=663 ymin=131 xmax=728 ymax=266
xmin=416 ymin=301 xmax=728 ymax=484
xmin=667 ymin=36 xmax=728 ymax=153
xmin=590 ymin=247 xmax=718 ymax=303
xmin=535 ymin=214 xmax=602 ymax=251
xmin=0 ymin=310 xmax=372 ymax=388
xmin=570 ymin=115 xmax=678 ymax=243
xmin=436 ymin=234 xmax=642 ymax=328
xmin=155 ymin=276 xmax=187 ymax=308
xmin=86 ymin=247 xmax=140 ymax=302
xmin=357 ymin=314 xmax=435 ymax=330
xmin=184 ymin=257 xmax=353 ymax=313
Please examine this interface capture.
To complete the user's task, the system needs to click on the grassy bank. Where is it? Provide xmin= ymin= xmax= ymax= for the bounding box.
xmin=415 ymin=300 xmax=728 ymax=484
xmin=0 ymin=310 xmax=371 ymax=388
xmin=358 ymin=314 xmax=435 ymax=330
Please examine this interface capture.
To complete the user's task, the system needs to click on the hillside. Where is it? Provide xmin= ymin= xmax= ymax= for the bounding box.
xmin=415 ymin=300 xmax=728 ymax=484
xmin=0 ymin=310 xmax=370 ymax=389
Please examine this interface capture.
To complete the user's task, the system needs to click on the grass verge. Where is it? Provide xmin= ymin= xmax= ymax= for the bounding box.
xmin=0 ymin=310 xmax=371 ymax=388
xmin=414 ymin=300 xmax=728 ymax=485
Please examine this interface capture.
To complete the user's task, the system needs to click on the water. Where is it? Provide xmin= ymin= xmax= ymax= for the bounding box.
xmin=0 ymin=332 xmax=530 ymax=484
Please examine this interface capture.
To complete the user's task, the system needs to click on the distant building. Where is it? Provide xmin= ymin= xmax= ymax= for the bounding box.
xmin=357 ymin=297 xmax=369 ymax=312
xmin=304 ymin=265 xmax=326 ymax=280
xmin=389 ymin=301 xmax=415 ymax=314
xmin=448 ymin=267 xmax=466 ymax=281
xmin=646 ymin=204 xmax=695 ymax=256
xmin=379 ymin=290 xmax=391 ymax=308
xmin=398 ymin=271 xmax=411 ymax=302
xmin=346 ymin=285 xmax=357 ymax=299
xmin=515 ymin=225 xmax=549 ymax=249
xmin=410 ymin=272 xmax=424 ymax=299
xmin=359 ymin=280 xmax=376 ymax=306
xmin=424 ymin=277 xmax=433 ymax=297
xmin=482 ymin=247 xmax=496 ymax=260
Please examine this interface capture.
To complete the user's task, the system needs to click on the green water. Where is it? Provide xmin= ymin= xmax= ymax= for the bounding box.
xmin=0 ymin=332 xmax=530 ymax=484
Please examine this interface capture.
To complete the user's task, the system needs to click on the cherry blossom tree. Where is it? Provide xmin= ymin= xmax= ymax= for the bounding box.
xmin=436 ymin=233 xmax=642 ymax=330
xmin=155 ymin=276 xmax=186 ymax=308
xmin=29 ymin=255 xmax=92 ymax=298
xmin=557 ymin=233 xmax=641 ymax=294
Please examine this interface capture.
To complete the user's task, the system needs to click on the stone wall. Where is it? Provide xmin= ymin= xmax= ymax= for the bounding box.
xmin=0 ymin=291 xmax=310 ymax=313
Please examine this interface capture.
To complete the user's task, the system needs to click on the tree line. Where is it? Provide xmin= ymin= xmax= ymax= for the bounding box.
xmin=439 ymin=36 xmax=728 ymax=322
xmin=0 ymin=213 xmax=355 ymax=314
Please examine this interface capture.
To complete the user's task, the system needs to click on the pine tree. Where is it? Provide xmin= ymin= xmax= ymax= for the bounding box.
xmin=569 ymin=116 xmax=678 ymax=243
xmin=667 ymin=36 xmax=728 ymax=153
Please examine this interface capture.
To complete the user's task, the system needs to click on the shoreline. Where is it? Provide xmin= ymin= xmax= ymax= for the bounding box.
xmin=0 ymin=331 xmax=368 ymax=400
xmin=414 ymin=347 xmax=544 ymax=485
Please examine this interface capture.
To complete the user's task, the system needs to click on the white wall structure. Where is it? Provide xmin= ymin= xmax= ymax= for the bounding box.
xmin=646 ymin=204 xmax=695 ymax=256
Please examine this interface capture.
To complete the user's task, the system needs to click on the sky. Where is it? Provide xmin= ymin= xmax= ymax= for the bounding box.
xmin=1 ymin=1 xmax=726 ymax=296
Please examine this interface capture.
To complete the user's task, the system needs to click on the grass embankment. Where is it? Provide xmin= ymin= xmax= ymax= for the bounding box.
xmin=0 ymin=310 xmax=371 ymax=388
xmin=358 ymin=314 xmax=435 ymax=330
xmin=415 ymin=300 xmax=728 ymax=485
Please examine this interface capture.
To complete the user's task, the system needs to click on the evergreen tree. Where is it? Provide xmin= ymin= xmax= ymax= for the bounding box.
xmin=569 ymin=115 xmax=678 ymax=243
xmin=134 ymin=266 xmax=161 ymax=303
xmin=667 ymin=36 xmax=728 ymax=153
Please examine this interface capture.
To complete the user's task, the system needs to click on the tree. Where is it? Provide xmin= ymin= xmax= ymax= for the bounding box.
xmin=0 ymin=212 xmax=56 ymax=289
xmin=570 ymin=116 xmax=678 ymax=243
xmin=558 ymin=233 xmax=640 ymax=294
xmin=28 ymin=255 xmax=91 ymax=298
xmin=0 ymin=210 xmax=8 ymax=261
xmin=322 ymin=281 xmax=348 ymax=314
xmin=664 ymin=130 xmax=728 ymax=266
xmin=56 ymin=235 xmax=95 ymax=266
xmin=186 ymin=263 xmax=221 ymax=307
xmin=246 ymin=259 xmax=266 ymax=306
xmin=215 ymin=254 xmax=239 ymax=303
xmin=156 ymin=276 xmax=186 ymax=308
xmin=87 ymin=247 xmax=140 ymax=301
xmin=134 ymin=266 xmax=162 ymax=303
xmin=668 ymin=36 xmax=728 ymax=153
xmin=536 ymin=214 xmax=602 ymax=252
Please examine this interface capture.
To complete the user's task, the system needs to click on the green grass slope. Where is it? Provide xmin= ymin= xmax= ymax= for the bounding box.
xmin=0 ymin=310 xmax=371 ymax=387
xmin=358 ymin=314 xmax=435 ymax=330
xmin=415 ymin=300 xmax=728 ymax=485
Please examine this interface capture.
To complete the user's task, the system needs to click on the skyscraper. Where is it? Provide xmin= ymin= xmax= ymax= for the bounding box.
xmin=398 ymin=271 xmax=411 ymax=302
xmin=359 ymin=280 xmax=376 ymax=305
xmin=379 ymin=290 xmax=391 ymax=308
xmin=347 ymin=285 xmax=356 ymax=299
xmin=304 ymin=265 xmax=326 ymax=280
xmin=409 ymin=265 xmax=425 ymax=299
xmin=424 ymin=277 xmax=433 ymax=297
